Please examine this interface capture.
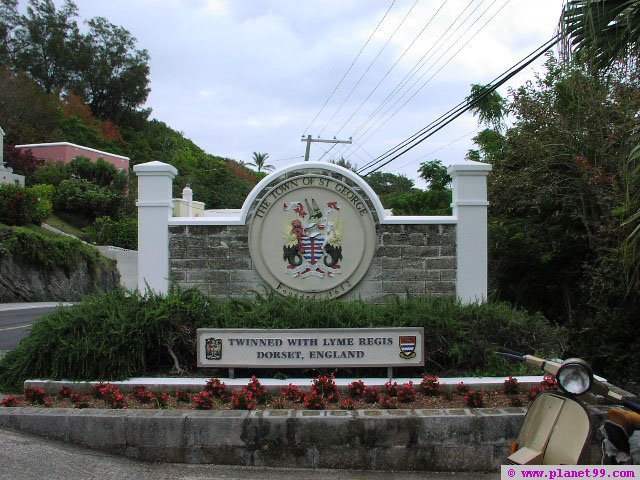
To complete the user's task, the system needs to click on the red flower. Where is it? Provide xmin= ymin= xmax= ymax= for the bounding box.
xmin=347 ymin=380 xmax=366 ymax=398
xmin=362 ymin=386 xmax=380 ymax=403
xmin=231 ymin=388 xmax=256 ymax=410
xmin=192 ymin=390 xmax=214 ymax=410
xmin=58 ymin=386 xmax=73 ymax=398
xmin=303 ymin=390 xmax=326 ymax=410
xmin=281 ymin=384 xmax=304 ymax=402
xmin=1 ymin=395 xmax=19 ymax=407
xmin=396 ymin=381 xmax=417 ymax=403
xmin=205 ymin=378 xmax=229 ymax=399
xmin=421 ymin=375 xmax=441 ymax=396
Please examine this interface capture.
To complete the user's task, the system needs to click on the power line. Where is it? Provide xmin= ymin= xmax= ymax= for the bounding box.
xmin=391 ymin=128 xmax=479 ymax=173
xmin=332 ymin=0 xmax=448 ymax=138
xmin=318 ymin=0 xmax=422 ymax=137
xmin=302 ymin=0 xmax=397 ymax=135
xmin=346 ymin=0 xmax=483 ymax=142
xmin=350 ymin=0 xmax=509 ymax=162
xmin=360 ymin=36 xmax=555 ymax=175
xmin=357 ymin=36 xmax=557 ymax=176
xmin=270 ymin=155 xmax=305 ymax=162
xmin=316 ymin=142 xmax=339 ymax=162
xmin=336 ymin=0 xmax=491 ymax=161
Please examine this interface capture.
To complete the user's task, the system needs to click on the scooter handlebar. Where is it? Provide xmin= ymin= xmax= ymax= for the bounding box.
xmin=497 ymin=347 xmax=525 ymax=361
xmin=622 ymin=397 xmax=640 ymax=415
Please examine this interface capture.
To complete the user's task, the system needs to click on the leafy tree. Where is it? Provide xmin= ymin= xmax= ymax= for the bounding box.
xmin=483 ymin=55 xmax=640 ymax=381
xmin=59 ymin=115 xmax=110 ymax=150
xmin=0 ymin=0 xmax=19 ymax=66
xmin=330 ymin=157 xmax=358 ymax=172
xmin=72 ymin=17 xmax=150 ymax=122
xmin=0 ymin=67 xmax=63 ymax=144
xmin=559 ymin=0 xmax=640 ymax=292
xmin=418 ymin=160 xmax=451 ymax=190
xmin=0 ymin=1 xmax=150 ymax=124
xmin=466 ymin=83 xmax=507 ymax=131
xmin=1 ymin=0 xmax=81 ymax=94
xmin=247 ymin=152 xmax=274 ymax=172
xmin=364 ymin=171 xmax=414 ymax=196
xmin=67 ymin=157 xmax=127 ymax=191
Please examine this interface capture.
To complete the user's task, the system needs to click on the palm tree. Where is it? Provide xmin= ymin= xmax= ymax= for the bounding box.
xmin=559 ymin=0 xmax=640 ymax=70
xmin=247 ymin=152 xmax=275 ymax=172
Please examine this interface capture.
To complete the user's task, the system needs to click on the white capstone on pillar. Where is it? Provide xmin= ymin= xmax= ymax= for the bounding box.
xmin=182 ymin=184 xmax=193 ymax=217
xmin=134 ymin=161 xmax=178 ymax=294
xmin=448 ymin=161 xmax=493 ymax=304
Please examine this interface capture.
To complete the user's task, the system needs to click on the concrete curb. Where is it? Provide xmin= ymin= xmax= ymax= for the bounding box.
xmin=0 ymin=302 xmax=73 ymax=312
xmin=0 ymin=406 xmax=609 ymax=471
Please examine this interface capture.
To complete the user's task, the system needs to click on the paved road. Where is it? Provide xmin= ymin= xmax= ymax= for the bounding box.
xmin=0 ymin=303 xmax=70 ymax=351
xmin=0 ymin=427 xmax=499 ymax=480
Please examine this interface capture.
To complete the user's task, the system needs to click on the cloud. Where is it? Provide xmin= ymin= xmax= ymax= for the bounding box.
xmin=53 ymin=0 xmax=564 ymax=179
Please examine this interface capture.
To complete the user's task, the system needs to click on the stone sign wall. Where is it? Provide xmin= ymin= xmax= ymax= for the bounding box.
xmin=135 ymin=160 xmax=491 ymax=303
xmin=169 ymin=222 xmax=456 ymax=301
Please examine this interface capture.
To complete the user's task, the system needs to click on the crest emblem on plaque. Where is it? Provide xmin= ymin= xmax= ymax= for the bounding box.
xmin=399 ymin=336 xmax=417 ymax=359
xmin=248 ymin=171 xmax=377 ymax=299
xmin=281 ymin=199 xmax=343 ymax=279
xmin=205 ymin=337 xmax=222 ymax=360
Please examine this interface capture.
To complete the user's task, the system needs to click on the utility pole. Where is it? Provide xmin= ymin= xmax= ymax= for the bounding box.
xmin=301 ymin=135 xmax=352 ymax=161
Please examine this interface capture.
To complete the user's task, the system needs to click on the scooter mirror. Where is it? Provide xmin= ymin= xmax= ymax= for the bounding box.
xmin=557 ymin=358 xmax=593 ymax=395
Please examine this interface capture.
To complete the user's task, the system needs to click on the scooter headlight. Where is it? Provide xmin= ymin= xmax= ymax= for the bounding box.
xmin=557 ymin=358 xmax=593 ymax=395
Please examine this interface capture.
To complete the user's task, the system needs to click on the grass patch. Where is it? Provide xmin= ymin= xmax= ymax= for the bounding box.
xmin=43 ymin=213 xmax=86 ymax=238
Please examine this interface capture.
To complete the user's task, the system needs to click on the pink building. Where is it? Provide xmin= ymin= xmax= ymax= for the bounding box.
xmin=15 ymin=142 xmax=130 ymax=171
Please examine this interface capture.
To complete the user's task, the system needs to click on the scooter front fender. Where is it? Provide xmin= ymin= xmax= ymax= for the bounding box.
xmin=508 ymin=391 xmax=592 ymax=465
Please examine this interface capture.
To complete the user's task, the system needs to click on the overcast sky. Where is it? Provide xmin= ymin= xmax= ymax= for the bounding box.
xmin=55 ymin=0 xmax=564 ymax=186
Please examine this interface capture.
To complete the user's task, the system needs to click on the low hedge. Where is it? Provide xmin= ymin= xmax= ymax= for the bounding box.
xmin=0 ymin=289 xmax=566 ymax=390
xmin=0 ymin=226 xmax=102 ymax=272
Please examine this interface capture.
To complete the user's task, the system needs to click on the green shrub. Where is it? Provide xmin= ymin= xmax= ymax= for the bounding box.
xmin=89 ymin=216 xmax=137 ymax=249
xmin=0 ymin=289 xmax=565 ymax=390
xmin=53 ymin=178 xmax=122 ymax=220
xmin=30 ymin=160 xmax=71 ymax=187
xmin=0 ymin=184 xmax=48 ymax=225
xmin=3 ymin=226 xmax=102 ymax=271
xmin=27 ymin=184 xmax=54 ymax=222
xmin=382 ymin=189 xmax=452 ymax=216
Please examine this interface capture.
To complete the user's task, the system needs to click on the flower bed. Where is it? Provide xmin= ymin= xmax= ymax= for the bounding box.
xmin=2 ymin=375 xmax=555 ymax=411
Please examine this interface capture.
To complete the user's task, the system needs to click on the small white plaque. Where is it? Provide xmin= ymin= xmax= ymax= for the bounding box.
xmin=197 ymin=328 xmax=424 ymax=368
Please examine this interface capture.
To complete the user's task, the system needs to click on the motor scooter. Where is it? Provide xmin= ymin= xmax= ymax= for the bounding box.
xmin=498 ymin=347 xmax=640 ymax=465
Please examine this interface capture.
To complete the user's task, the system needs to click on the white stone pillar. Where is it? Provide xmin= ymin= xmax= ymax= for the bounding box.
xmin=134 ymin=161 xmax=178 ymax=294
xmin=448 ymin=161 xmax=493 ymax=304
xmin=182 ymin=184 xmax=193 ymax=217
